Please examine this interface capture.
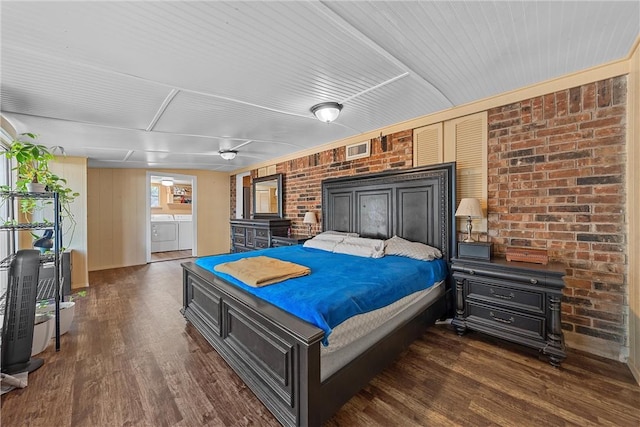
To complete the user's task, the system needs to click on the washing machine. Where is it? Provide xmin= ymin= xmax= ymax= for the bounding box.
xmin=151 ymin=214 xmax=178 ymax=252
xmin=174 ymin=214 xmax=193 ymax=250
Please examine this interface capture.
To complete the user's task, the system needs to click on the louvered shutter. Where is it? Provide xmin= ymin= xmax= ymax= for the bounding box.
xmin=444 ymin=112 xmax=488 ymax=232
xmin=413 ymin=123 xmax=443 ymax=166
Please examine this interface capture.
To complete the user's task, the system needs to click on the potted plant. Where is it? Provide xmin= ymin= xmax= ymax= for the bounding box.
xmin=1 ymin=133 xmax=79 ymax=238
xmin=3 ymin=132 xmax=53 ymax=193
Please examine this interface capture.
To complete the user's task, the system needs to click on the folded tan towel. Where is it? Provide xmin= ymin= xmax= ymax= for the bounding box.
xmin=214 ymin=256 xmax=310 ymax=287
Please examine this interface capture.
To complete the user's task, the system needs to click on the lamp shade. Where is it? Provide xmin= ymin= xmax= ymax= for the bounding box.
xmin=310 ymin=102 xmax=343 ymax=123
xmin=455 ymin=198 xmax=483 ymax=218
xmin=303 ymin=211 xmax=318 ymax=224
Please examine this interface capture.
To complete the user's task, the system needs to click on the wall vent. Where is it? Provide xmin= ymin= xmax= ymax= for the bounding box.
xmin=345 ymin=141 xmax=370 ymax=161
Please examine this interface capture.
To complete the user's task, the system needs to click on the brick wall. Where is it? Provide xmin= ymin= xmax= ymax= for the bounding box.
xmin=230 ymin=75 xmax=628 ymax=355
xmin=230 ymin=130 xmax=413 ymax=235
xmin=487 ymin=76 xmax=627 ymax=349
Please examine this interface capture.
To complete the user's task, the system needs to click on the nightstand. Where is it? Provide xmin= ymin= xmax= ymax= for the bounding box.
xmin=450 ymin=257 xmax=567 ymax=367
xmin=270 ymin=234 xmax=312 ymax=247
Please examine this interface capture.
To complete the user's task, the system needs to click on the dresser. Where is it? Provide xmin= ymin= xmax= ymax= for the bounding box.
xmin=230 ymin=218 xmax=290 ymax=252
xmin=451 ymin=257 xmax=567 ymax=367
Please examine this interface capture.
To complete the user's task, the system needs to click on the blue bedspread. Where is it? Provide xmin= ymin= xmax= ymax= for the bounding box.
xmin=195 ymin=245 xmax=448 ymax=345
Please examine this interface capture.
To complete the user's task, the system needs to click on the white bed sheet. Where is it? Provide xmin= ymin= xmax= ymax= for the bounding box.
xmin=320 ymin=280 xmax=444 ymax=381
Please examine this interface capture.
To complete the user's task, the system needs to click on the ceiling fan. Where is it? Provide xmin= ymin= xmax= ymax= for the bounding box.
xmin=218 ymin=149 xmax=238 ymax=160
xmin=216 ymin=140 xmax=254 ymax=161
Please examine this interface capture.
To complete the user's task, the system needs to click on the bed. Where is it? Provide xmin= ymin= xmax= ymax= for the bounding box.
xmin=181 ymin=162 xmax=457 ymax=426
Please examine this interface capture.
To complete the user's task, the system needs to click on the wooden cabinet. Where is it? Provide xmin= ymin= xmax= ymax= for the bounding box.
xmin=230 ymin=219 xmax=290 ymax=253
xmin=271 ymin=235 xmax=311 ymax=248
xmin=451 ymin=257 xmax=566 ymax=367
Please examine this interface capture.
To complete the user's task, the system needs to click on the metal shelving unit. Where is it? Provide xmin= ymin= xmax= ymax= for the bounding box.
xmin=0 ymin=190 xmax=62 ymax=351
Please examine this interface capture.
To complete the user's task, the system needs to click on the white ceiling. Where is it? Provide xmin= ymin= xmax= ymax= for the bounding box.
xmin=1 ymin=1 xmax=638 ymax=173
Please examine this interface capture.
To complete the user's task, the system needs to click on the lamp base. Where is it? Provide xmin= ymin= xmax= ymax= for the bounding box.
xmin=464 ymin=217 xmax=475 ymax=242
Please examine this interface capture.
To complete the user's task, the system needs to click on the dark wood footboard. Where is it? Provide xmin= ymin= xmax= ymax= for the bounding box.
xmin=182 ymin=261 xmax=449 ymax=426
xmin=182 ymin=261 xmax=325 ymax=426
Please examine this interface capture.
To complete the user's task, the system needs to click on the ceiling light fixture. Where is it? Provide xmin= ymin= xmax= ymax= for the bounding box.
xmin=219 ymin=150 xmax=238 ymax=160
xmin=161 ymin=178 xmax=174 ymax=187
xmin=310 ymin=102 xmax=343 ymax=123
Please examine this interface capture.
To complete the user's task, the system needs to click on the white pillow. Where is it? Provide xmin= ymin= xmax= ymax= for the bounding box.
xmin=333 ymin=236 xmax=385 ymax=258
xmin=311 ymin=233 xmax=348 ymax=243
xmin=303 ymin=238 xmax=339 ymax=252
xmin=384 ymin=235 xmax=442 ymax=261
xmin=303 ymin=232 xmax=348 ymax=252
xmin=318 ymin=230 xmax=360 ymax=238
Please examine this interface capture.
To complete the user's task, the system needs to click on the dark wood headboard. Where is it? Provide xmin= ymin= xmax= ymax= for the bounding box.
xmin=321 ymin=162 xmax=457 ymax=261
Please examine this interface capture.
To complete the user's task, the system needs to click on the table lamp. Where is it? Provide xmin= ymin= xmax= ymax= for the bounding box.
xmin=455 ymin=198 xmax=483 ymax=242
xmin=303 ymin=211 xmax=317 ymax=237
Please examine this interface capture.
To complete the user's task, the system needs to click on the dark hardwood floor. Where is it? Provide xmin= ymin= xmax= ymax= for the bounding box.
xmin=2 ymin=258 xmax=638 ymax=426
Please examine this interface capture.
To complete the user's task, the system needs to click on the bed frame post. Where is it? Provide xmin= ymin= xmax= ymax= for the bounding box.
xmin=298 ymin=341 xmax=322 ymax=427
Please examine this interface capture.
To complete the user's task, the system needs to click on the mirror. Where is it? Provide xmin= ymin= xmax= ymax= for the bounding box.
xmin=252 ymin=173 xmax=283 ymax=218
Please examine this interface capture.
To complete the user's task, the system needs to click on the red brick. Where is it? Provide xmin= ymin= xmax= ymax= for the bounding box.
xmin=548 ymin=113 xmax=591 ymax=127
xmin=547 ymin=130 xmax=593 ymax=145
xmin=582 ymin=83 xmax=596 ymax=110
xmin=532 ymin=96 xmax=544 ymax=122
xmin=579 ymin=116 xmax=623 ymax=130
xmin=536 ymin=124 xmax=579 ymax=137
xmin=594 ymin=126 xmax=625 ymax=138
xmin=595 ymin=106 xmax=626 ymax=119
xmin=569 ymin=86 xmax=581 ymax=113
xmin=597 ymin=79 xmax=612 ymax=108
xmin=543 ymin=93 xmax=556 ymax=119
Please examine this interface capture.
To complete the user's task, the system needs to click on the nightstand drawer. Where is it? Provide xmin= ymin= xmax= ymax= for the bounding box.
xmin=232 ymin=226 xmax=246 ymax=236
xmin=467 ymin=302 xmax=545 ymax=341
xmin=467 ymin=280 xmax=544 ymax=314
xmin=233 ymin=235 xmax=246 ymax=246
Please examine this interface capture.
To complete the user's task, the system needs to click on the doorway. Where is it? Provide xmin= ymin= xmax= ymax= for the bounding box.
xmin=236 ymin=171 xmax=251 ymax=219
xmin=146 ymin=172 xmax=197 ymax=263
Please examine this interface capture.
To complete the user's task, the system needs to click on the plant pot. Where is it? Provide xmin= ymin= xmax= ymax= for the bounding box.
xmin=26 ymin=182 xmax=46 ymax=193
xmin=35 ymin=301 xmax=76 ymax=335
xmin=32 ymin=314 xmax=54 ymax=356
xmin=57 ymin=301 xmax=75 ymax=335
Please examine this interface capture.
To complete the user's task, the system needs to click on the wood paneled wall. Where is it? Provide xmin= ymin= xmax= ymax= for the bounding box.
xmin=627 ymin=39 xmax=640 ymax=384
xmin=50 ymin=156 xmax=88 ymax=289
xmin=88 ymin=168 xmax=229 ymax=271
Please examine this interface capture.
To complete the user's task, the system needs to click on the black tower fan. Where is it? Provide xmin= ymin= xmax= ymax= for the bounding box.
xmin=1 ymin=249 xmax=44 ymax=374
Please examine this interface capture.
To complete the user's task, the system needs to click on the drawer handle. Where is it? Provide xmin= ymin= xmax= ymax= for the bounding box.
xmin=489 ymin=312 xmax=515 ymax=324
xmin=468 ymin=270 xmax=475 ymax=275
xmin=489 ymin=289 xmax=515 ymax=300
xmin=530 ymin=278 xmax=538 ymax=285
